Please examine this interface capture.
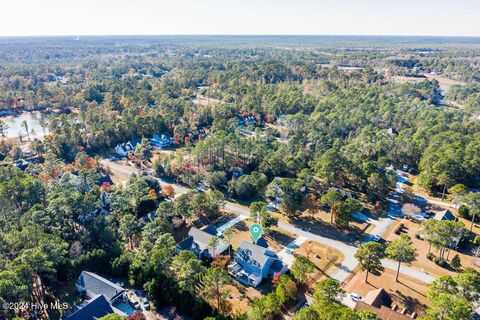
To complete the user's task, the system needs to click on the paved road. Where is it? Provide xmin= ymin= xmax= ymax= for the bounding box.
xmin=103 ymin=159 xmax=436 ymax=284
xmin=101 ymin=159 xmax=189 ymax=196
xmin=278 ymin=221 xmax=358 ymax=282
xmin=277 ymin=236 xmax=308 ymax=268
xmin=217 ymin=170 xmax=436 ymax=284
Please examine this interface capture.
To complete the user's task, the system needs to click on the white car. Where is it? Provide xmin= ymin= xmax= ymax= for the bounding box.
xmin=142 ymin=298 xmax=150 ymax=310
xmin=350 ymin=293 xmax=363 ymax=302
xmin=371 ymin=235 xmax=381 ymax=242
xmin=412 ymin=214 xmax=426 ymax=222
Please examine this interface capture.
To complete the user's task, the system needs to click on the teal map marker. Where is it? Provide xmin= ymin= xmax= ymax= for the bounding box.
xmin=249 ymin=223 xmax=263 ymax=244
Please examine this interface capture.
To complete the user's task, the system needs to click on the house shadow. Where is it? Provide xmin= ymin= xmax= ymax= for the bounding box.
xmin=212 ymin=213 xmax=237 ymax=226
xmin=234 ymin=221 xmax=249 ymax=232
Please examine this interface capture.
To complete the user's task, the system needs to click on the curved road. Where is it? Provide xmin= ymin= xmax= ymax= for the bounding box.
xmin=103 ymin=159 xmax=436 ymax=284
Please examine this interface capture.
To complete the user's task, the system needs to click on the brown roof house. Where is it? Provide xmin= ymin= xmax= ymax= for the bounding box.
xmin=354 ymin=288 xmax=417 ymax=320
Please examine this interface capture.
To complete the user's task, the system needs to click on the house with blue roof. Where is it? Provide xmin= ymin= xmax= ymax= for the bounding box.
xmin=76 ymin=271 xmax=125 ymax=304
xmin=151 ymin=133 xmax=174 ymax=149
xmin=64 ymin=271 xmax=127 ymax=320
xmin=63 ymin=294 xmax=115 ymax=320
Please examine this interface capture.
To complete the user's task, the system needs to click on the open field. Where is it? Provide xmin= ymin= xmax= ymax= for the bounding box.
xmin=423 ymin=73 xmax=466 ymax=94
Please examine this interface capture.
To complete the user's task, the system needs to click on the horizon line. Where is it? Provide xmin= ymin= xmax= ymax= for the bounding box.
xmin=1 ymin=33 xmax=480 ymax=39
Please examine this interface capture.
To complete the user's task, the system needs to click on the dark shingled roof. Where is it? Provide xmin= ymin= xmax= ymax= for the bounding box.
xmin=177 ymin=227 xmax=228 ymax=256
xmin=76 ymin=271 xmax=125 ymax=302
xmin=435 ymin=209 xmax=456 ymax=221
xmin=64 ymin=295 xmax=114 ymax=320
xmin=235 ymin=241 xmax=276 ymax=270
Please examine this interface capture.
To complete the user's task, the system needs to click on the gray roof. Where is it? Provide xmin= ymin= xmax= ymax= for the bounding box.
xmin=177 ymin=227 xmax=228 ymax=256
xmin=235 ymin=241 xmax=276 ymax=270
xmin=436 ymin=210 xmax=456 ymax=221
xmin=64 ymin=295 xmax=114 ymax=320
xmin=76 ymin=271 xmax=125 ymax=302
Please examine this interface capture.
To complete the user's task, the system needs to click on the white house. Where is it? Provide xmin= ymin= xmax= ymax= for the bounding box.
xmin=114 ymin=139 xmax=141 ymax=157
xmin=151 ymin=133 xmax=174 ymax=149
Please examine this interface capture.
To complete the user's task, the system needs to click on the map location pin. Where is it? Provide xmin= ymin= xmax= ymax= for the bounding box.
xmin=249 ymin=223 xmax=263 ymax=244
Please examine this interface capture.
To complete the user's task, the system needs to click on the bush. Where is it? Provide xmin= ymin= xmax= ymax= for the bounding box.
xmin=228 ymin=172 xmax=267 ymax=200
xmin=472 ymin=236 xmax=480 ymax=246
xmin=458 ymin=205 xmax=470 ymax=219
xmin=426 ymin=252 xmax=435 ymax=261
xmin=451 ymin=254 xmax=462 ymax=270
xmin=433 ymin=256 xmax=448 ymax=268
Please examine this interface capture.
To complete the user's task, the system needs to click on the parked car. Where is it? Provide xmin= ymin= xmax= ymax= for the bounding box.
xmin=267 ymin=203 xmax=276 ymax=211
xmin=412 ymin=214 xmax=426 ymax=222
xmin=371 ymin=234 xmax=381 ymax=242
xmin=142 ymin=298 xmax=150 ymax=310
xmin=350 ymin=293 xmax=363 ymax=302
xmin=425 ymin=212 xmax=435 ymax=219
xmin=129 ymin=299 xmax=141 ymax=310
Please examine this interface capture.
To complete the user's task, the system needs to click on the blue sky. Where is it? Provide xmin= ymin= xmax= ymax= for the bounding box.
xmin=0 ymin=0 xmax=479 ymax=37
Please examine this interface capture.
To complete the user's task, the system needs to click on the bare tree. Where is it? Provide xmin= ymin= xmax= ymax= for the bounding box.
xmin=402 ymin=203 xmax=421 ymax=218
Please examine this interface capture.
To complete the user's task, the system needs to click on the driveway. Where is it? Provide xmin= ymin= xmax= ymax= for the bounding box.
xmin=218 ymin=170 xmax=436 ymax=284
xmin=216 ymin=214 xmax=248 ymax=235
xmin=102 ymin=158 xmax=436 ymax=285
xmin=277 ymin=236 xmax=308 ymax=268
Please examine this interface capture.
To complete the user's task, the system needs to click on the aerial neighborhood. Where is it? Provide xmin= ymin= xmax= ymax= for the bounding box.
xmin=1 ymin=34 xmax=480 ymax=320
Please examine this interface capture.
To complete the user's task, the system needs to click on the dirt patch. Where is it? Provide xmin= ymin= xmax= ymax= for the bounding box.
xmin=273 ymin=209 xmax=369 ymax=245
xmin=344 ymin=268 xmax=429 ymax=317
xmin=224 ymin=281 xmax=269 ymax=315
xmin=383 ymin=218 xmax=479 ymax=276
xmin=423 ymin=73 xmax=466 ymax=94
xmin=192 ymin=96 xmax=222 ymax=106
xmin=229 ymin=219 xmax=297 ymax=252
xmin=294 ymin=241 xmax=344 ymax=286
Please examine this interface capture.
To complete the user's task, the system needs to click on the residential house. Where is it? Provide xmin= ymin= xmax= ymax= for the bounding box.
xmin=326 ymin=187 xmax=353 ymax=200
xmin=435 ymin=209 xmax=456 ymax=221
xmin=76 ymin=271 xmax=125 ymax=304
xmin=435 ymin=209 xmax=463 ymax=248
xmin=176 ymin=227 xmax=229 ymax=259
xmin=228 ymin=241 xmax=288 ymax=287
xmin=151 ymin=133 xmax=174 ymax=149
xmin=114 ymin=138 xmax=142 ymax=157
xmin=354 ymin=288 xmax=416 ymax=319
xmin=64 ymin=294 xmax=115 ymax=320
xmin=13 ymin=159 xmax=31 ymax=171
xmin=66 ymin=271 xmax=128 ymax=320
xmin=237 ymin=113 xmax=257 ymax=127
xmin=387 ymin=127 xmax=399 ymax=136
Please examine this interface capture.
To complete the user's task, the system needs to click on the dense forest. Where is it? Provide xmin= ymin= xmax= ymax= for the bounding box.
xmin=1 ymin=36 xmax=480 ymax=320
